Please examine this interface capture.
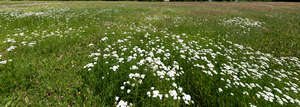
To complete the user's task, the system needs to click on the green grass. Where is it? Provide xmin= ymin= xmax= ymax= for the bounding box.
xmin=0 ymin=1 xmax=300 ymax=106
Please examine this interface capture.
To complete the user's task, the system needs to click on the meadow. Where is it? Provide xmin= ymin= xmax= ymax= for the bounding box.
xmin=0 ymin=1 xmax=300 ymax=106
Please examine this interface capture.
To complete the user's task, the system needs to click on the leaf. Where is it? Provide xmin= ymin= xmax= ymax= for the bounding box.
xmin=5 ymin=100 xmax=12 ymax=107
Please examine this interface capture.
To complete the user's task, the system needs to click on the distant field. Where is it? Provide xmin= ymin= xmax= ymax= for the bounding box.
xmin=0 ymin=1 xmax=300 ymax=106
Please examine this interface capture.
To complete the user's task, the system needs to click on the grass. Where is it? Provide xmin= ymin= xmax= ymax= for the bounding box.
xmin=0 ymin=1 xmax=300 ymax=106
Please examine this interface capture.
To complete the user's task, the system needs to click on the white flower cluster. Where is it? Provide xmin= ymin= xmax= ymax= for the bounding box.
xmin=21 ymin=41 xmax=36 ymax=47
xmin=1 ymin=18 xmax=86 ymax=65
xmin=222 ymin=17 xmax=263 ymax=28
xmin=221 ymin=17 xmax=264 ymax=34
xmin=84 ymin=50 xmax=101 ymax=71
xmin=7 ymin=7 xmax=70 ymax=19
xmin=4 ymin=38 xmax=16 ymax=43
xmin=145 ymin=84 xmax=194 ymax=104
xmin=14 ymin=12 xmax=46 ymax=18
xmin=7 ymin=45 xmax=17 ymax=52
xmin=117 ymin=73 xmax=147 ymax=106
xmin=83 ymin=22 xmax=299 ymax=106
xmin=0 ymin=54 xmax=6 ymax=64
xmin=0 ymin=39 xmax=18 ymax=65
xmin=116 ymin=99 xmax=132 ymax=107
xmin=83 ymin=29 xmax=198 ymax=105
xmin=0 ymin=54 xmax=12 ymax=65
xmin=129 ymin=73 xmax=145 ymax=80
xmin=120 ymin=73 xmax=146 ymax=91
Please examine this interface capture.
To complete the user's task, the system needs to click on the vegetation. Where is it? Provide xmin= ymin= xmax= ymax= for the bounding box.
xmin=0 ymin=1 xmax=300 ymax=106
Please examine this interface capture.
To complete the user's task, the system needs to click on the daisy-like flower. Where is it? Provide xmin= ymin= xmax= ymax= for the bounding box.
xmin=130 ymin=65 xmax=138 ymax=70
xmin=88 ymin=43 xmax=94 ymax=47
xmin=110 ymin=65 xmax=119 ymax=71
xmin=120 ymin=86 xmax=125 ymax=90
xmin=7 ymin=46 xmax=17 ymax=52
xmin=127 ymin=89 xmax=131 ymax=93
xmin=116 ymin=100 xmax=129 ymax=107
xmin=218 ymin=88 xmax=223 ymax=92
xmin=0 ymin=60 xmax=7 ymax=64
